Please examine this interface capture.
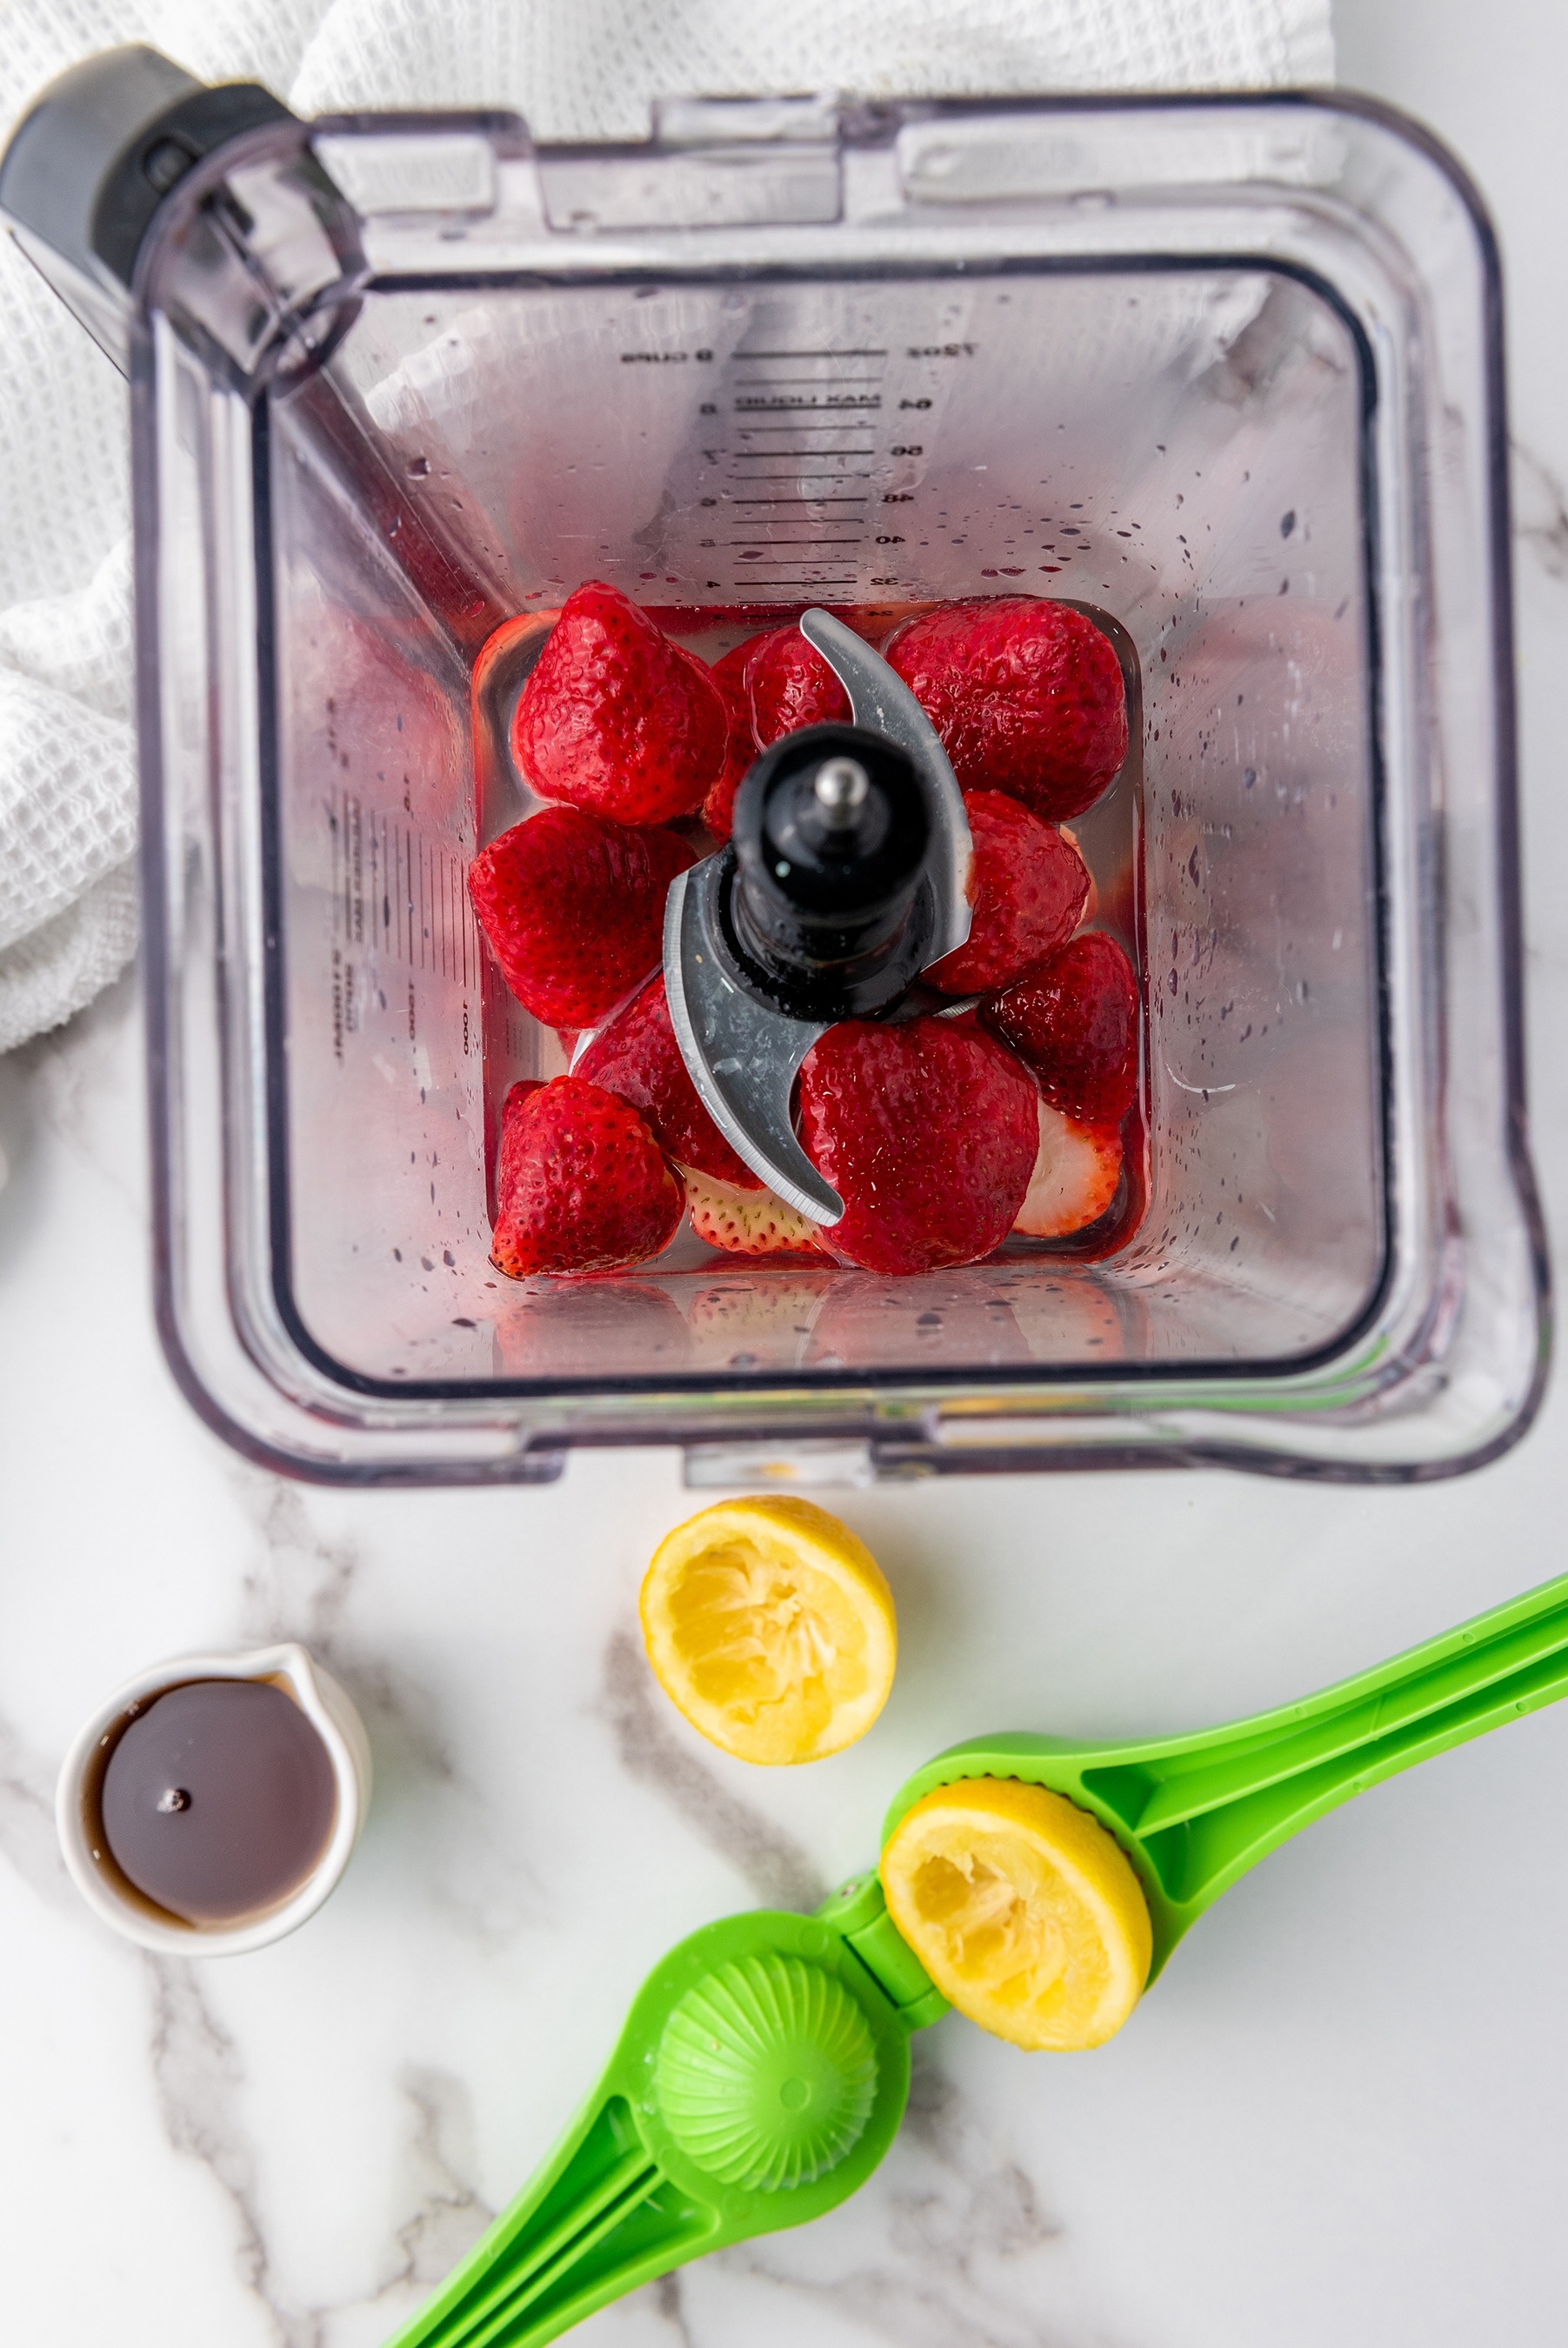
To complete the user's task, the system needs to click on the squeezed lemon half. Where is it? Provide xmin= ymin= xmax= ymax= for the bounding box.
xmin=880 ymin=1778 xmax=1152 ymax=2051
xmin=640 ymin=1498 xmax=897 ymax=1765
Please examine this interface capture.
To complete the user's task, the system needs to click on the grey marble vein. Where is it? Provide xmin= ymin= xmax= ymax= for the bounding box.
xmin=1512 ymin=437 xmax=1568 ymax=583
xmin=144 ymin=1954 xmax=317 ymax=2348
xmin=5 ymin=969 xmax=144 ymax=1215
xmin=230 ymin=1471 xmax=545 ymax=1945
xmin=597 ymin=1627 xmax=827 ymax=1913
xmin=650 ymin=2272 xmax=698 ymax=2345
xmin=236 ymin=1475 xmax=364 ymax=1659
xmin=145 ymin=1958 xmax=501 ymax=2348
xmin=379 ymin=2066 xmax=497 ymax=2295
xmin=0 ymin=1703 xmax=75 ymax=1915
xmin=700 ymin=2043 xmax=1120 ymax=2348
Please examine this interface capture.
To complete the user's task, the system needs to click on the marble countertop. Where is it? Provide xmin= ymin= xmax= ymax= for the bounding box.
xmin=3 ymin=4 xmax=1567 ymax=2342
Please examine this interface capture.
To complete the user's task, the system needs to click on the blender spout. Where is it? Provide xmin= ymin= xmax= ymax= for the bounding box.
xmin=0 ymin=45 xmax=305 ymax=376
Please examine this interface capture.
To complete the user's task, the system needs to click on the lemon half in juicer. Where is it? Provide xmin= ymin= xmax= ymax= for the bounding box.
xmin=388 ymin=1564 xmax=1568 ymax=2348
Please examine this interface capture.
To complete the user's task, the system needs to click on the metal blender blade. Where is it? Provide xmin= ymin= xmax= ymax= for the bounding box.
xmin=664 ymin=612 xmax=973 ymax=1218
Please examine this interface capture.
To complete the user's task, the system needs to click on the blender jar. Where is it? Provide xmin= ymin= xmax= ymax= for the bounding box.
xmin=2 ymin=60 xmax=1547 ymax=1484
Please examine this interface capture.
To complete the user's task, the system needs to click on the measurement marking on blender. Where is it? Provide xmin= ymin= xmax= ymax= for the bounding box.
xmin=736 ymin=400 xmax=881 ymax=413
xmin=330 ymin=794 xmax=478 ymax=986
xmin=736 ymin=348 xmax=888 ymax=358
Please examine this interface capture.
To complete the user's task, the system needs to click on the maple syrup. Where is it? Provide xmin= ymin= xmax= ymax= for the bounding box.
xmin=96 ymin=1678 xmax=337 ymax=1928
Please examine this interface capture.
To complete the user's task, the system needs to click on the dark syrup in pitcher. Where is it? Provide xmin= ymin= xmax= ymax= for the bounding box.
xmin=97 ymin=1679 xmax=338 ymax=1927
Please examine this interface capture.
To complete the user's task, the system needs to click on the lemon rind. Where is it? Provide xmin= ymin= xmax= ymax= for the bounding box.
xmin=641 ymin=1497 xmax=897 ymax=1767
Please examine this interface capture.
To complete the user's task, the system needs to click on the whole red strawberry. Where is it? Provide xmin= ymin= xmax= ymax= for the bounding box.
xmin=490 ymin=1076 xmax=684 ymax=1277
xmin=927 ymin=791 xmax=1091 ymax=995
xmin=702 ymin=637 xmax=760 ymax=844
xmin=745 ymin=624 xmax=850 ymax=747
xmin=983 ymin=932 xmax=1140 ymax=1124
xmin=512 ymin=581 xmax=727 ymax=824
xmin=703 ymin=626 xmax=851 ymax=844
xmin=468 ymin=805 xmax=695 ymax=1027
xmin=798 ymin=1016 xmax=1038 ymax=1274
xmin=575 ymin=971 xmax=762 ymax=1190
xmin=887 ymin=597 xmax=1126 ymax=820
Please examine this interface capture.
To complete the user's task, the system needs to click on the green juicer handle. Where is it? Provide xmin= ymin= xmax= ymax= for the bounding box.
xmin=886 ymin=1566 xmax=1568 ymax=1982
xmin=385 ymin=1879 xmax=945 ymax=2348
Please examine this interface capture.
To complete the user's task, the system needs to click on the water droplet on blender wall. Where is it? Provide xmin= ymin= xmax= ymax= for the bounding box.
xmin=406 ymin=457 xmax=430 ymax=477
xmin=157 ymin=1787 xmax=191 ymax=1814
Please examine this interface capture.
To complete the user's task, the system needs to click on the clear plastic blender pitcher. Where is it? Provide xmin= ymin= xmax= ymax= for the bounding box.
xmin=1 ymin=57 xmax=1547 ymax=1484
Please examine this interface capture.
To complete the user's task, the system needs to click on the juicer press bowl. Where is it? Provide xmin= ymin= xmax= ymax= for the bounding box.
xmin=1 ymin=62 xmax=1546 ymax=1484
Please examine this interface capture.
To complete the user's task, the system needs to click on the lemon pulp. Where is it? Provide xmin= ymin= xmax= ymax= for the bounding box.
xmin=880 ymin=1778 xmax=1151 ymax=2051
xmin=641 ymin=1498 xmax=897 ymax=1765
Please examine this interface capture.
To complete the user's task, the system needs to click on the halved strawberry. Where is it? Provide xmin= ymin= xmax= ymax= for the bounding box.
xmin=490 ymin=1077 xmax=684 ymax=1277
xmin=983 ymin=932 xmax=1140 ymax=1124
xmin=512 ymin=581 xmax=727 ymax=824
xmin=702 ymin=626 xmax=851 ymax=844
xmin=927 ymin=790 xmax=1091 ymax=995
xmin=1011 ymin=1098 xmax=1123 ymax=1238
xmin=886 ymin=597 xmax=1126 ymax=820
xmin=682 ymin=1167 xmax=824 ymax=1257
xmin=702 ymin=636 xmax=762 ymax=844
xmin=468 ymin=805 xmax=695 ymax=1027
xmin=744 ymin=624 xmax=850 ymax=746
xmin=797 ymin=1017 xmax=1038 ymax=1274
xmin=1059 ymin=826 xmax=1098 ymax=926
xmin=576 ymin=971 xmax=762 ymax=1190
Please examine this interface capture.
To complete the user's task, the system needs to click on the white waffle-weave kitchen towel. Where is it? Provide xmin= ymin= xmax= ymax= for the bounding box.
xmin=0 ymin=0 xmax=1333 ymax=1052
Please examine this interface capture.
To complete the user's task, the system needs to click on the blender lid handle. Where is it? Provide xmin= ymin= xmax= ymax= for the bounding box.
xmin=0 ymin=43 xmax=297 ymax=372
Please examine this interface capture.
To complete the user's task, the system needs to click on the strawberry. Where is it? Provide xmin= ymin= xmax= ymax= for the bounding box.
xmin=797 ymin=1016 xmax=1038 ymax=1274
xmin=927 ymin=791 xmax=1091 ymax=995
xmin=1011 ymin=1098 xmax=1123 ymax=1237
xmin=701 ymin=626 xmax=851 ymax=843
xmin=468 ymin=805 xmax=695 ymax=1027
xmin=886 ymin=597 xmax=1126 ymax=820
xmin=983 ymin=932 xmax=1140 ymax=1124
xmin=744 ymin=624 xmax=851 ymax=746
xmin=490 ymin=1076 xmax=684 ymax=1277
xmin=702 ymin=637 xmax=760 ymax=844
xmin=682 ymin=1167 xmax=825 ymax=1257
xmin=575 ymin=971 xmax=762 ymax=1190
xmin=1059 ymin=826 xmax=1100 ymax=926
xmin=512 ymin=581 xmax=728 ymax=824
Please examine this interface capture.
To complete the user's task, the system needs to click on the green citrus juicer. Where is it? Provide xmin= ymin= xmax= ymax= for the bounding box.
xmin=389 ymin=1564 xmax=1568 ymax=2348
